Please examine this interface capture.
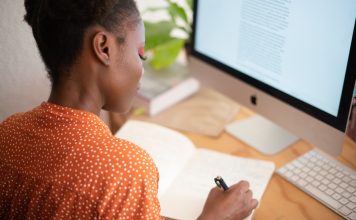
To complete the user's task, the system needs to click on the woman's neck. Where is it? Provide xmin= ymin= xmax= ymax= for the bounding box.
xmin=48 ymin=72 xmax=103 ymax=116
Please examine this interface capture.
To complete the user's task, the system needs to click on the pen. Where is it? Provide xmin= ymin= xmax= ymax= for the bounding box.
xmin=214 ymin=176 xmax=229 ymax=191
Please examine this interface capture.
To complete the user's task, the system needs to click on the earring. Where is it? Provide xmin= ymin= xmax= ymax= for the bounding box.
xmin=106 ymin=60 xmax=110 ymax=66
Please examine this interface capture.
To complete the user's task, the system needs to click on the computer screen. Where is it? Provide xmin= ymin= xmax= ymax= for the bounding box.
xmin=190 ymin=0 xmax=356 ymax=155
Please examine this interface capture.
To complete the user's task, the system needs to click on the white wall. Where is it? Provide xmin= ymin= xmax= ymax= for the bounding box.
xmin=0 ymin=0 xmax=50 ymax=121
xmin=0 ymin=0 xmax=174 ymax=121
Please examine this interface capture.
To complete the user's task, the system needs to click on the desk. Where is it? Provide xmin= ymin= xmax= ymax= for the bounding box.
xmin=111 ymin=105 xmax=356 ymax=220
xmin=174 ymin=106 xmax=356 ymax=220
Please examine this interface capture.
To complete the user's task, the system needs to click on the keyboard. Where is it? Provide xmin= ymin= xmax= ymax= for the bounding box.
xmin=276 ymin=149 xmax=356 ymax=220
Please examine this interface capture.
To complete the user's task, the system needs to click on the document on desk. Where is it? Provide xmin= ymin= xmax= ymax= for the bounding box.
xmin=116 ymin=120 xmax=275 ymax=220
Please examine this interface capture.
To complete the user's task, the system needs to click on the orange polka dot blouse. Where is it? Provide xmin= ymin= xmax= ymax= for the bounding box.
xmin=0 ymin=102 xmax=163 ymax=219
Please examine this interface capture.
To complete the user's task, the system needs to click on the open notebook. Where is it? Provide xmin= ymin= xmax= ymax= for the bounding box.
xmin=116 ymin=120 xmax=275 ymax=220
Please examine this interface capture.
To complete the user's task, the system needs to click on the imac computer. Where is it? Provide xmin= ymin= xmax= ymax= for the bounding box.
xmin=189 ymin=0 xmax=356 ymax=156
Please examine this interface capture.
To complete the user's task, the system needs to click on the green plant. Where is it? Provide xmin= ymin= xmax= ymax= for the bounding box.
xmin=143 ymin=0 xmax=192 ymax=70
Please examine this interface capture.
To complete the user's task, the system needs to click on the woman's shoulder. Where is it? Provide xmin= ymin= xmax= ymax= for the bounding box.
xmin=62 ymin=135 xmax=159 ymax=194
xmin=0 ymin=111 xmax=30 ymax=129
xmin=72 ymin=134 xmax=158 ymax=177
xmin=105 ymin=136 xmax=158 ymax=178
xmin=0 ymin=103 xmax=47 ymax=127
xmin=108 ymin=136 xmax=156 ymax=167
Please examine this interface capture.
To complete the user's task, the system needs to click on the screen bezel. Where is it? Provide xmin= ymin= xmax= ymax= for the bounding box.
xmin=190 ymin=0 xmax=356 ymax=132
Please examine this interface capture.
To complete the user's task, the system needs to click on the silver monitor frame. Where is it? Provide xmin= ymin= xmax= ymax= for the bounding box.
xmin=188 ymin=56 xmax=354 ymax=155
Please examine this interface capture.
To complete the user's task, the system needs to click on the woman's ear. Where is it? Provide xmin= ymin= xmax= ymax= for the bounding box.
xmin=93 ymin=32 xmax=111 ymax=66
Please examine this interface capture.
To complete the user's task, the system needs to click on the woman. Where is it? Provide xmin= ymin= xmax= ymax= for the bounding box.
xmin=0 ymin=0 xmax=258 ymax=219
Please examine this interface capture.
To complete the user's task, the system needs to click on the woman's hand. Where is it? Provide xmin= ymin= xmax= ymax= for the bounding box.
xmin=198 ymin=180 xmax=258 ymax=220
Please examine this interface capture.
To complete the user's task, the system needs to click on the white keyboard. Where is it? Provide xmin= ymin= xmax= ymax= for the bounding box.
xmin=276 ymin=149 xmax=356 ymax=220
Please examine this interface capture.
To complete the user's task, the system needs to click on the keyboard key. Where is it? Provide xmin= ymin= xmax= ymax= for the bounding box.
xmin=342 ymin=191 xmax=351 ymax=198
xmin=316 ymin=160 xmax=324 ymax=166
xmin=302 ymin=167 xmax=311 ymax=173
xmin=340 ymin=206 xmax=351 ymax=215
xmin=300 ymin=172 xmax=307 ymax=178
xmin=351 ymin=180 xmax=356 ymax=187
xmin=336 ymin=172 xmax=344 ymax=178
xmin=347 ymin=187 xmax=355 ymax=193
xmin=348 ymin=212 xmax=356 ymax=220
xmin=291 ymin=175 xmax=299 ymax=182
xmin=315 ymin=175 xmax=323 ymax=181
xmin=320 ymin=170 xmax=328 ymax=176
xmin=313 ymin=166 xmax=321 ymax=172
xmin=297 ymin=179 xmax=307 ymax=187
xmin=329 ymin=168 xmax=337 ymax=174
xmin=294 ymin=168 xmax=301 ymax=174
xmin=346 ymin=202 xmax=356 ymax=210
xmin=332 ymin=178 xmax=341 ymax=184
xmin=306 ymin=185 xmax=342 ymax=209
xmin=340 ymin=182 xmax=348 ymax=189
xmin=339 ymin=198 xmax=348 ymax=205
xmin=312 ymin=180 xmax=320 ymax=187
xmin=351 ymin=196 xmax=356 ymax=203
xmin=328 ymin=183 xmax=337 ymax=189
xmin=326 ymin=174 xmax=334 ymax=180
xmin=318 ymin=184 xmax=327 ymax=191
xmin=335 ymin=187 xmax=344 ymax=194
xmin=332 ymin=193 xmax=341 ymax=200
xmin=323 ymin=164 xmax=331 ymax=170
xmin=309 ymin=171 xmax=316 ymax=176
xmin=336 ymin=166 xmax=343 ymax=172
xmin=306 ymin=176 xmax=313 ymax=182
xmin=342 ymin=170 xmax=350 ymax=176
xmin=326 ymin=189 xmax=334 ymax=196
xmin=307 ymin=163 xmax=314 ymax=168
xmin=299 ymin=157 xmax=307 ymax=164
xmin=343 ymin=175 xmax=351 ymax=182
xmin=322 ymin=178 xmax=330 ymax=185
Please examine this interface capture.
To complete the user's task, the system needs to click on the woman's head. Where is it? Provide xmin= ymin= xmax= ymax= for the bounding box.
xmin=24 ymin=0 xmax=145 ymax=113
xmin=24 ymin=0 xmax=140 ymax=84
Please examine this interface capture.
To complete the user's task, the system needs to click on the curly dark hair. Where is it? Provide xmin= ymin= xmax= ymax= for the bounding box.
xmin=24 ymin=0 xmax=140 ymax=85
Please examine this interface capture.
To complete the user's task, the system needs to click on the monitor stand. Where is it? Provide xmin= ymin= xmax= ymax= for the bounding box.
xmin=225 ymin=115 xmax=299 ymax=155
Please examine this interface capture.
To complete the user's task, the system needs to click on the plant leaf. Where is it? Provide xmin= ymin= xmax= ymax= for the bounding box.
xmin=144 ymin=21 xmax=177 ymax=50
xmin=149 ymin=38 xmax=185 ymax=69
xmin=142 ymin=6 xmax=168 ymax=14
xmin=186 ymin=0 xmax=193 ymax=9
xmin=167 ymin=1 xmax=189 ymax=25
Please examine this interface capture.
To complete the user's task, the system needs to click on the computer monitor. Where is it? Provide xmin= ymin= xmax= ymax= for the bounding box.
xmin=189 ymin=0 xmax=356 ymax=155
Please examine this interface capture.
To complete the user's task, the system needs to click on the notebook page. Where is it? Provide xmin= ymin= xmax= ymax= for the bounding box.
xmin=115 ymin=120 xmax=196 ymax=195
xmin=159 ymin=148 xmax=275 ymax=220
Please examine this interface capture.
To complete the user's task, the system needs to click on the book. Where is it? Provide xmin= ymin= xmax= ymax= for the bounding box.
xmin=135 ymin=63 xmax=200 ymax=116
xmin=116 ymin=120 xmax=275 ymax=220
